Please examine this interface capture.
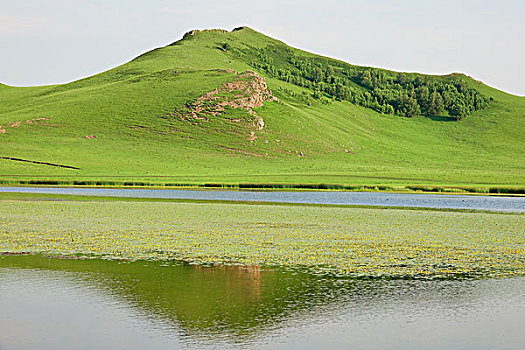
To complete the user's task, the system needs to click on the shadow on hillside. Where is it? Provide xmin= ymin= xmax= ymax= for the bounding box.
xmin=423 ymin=115 xmax=457 ymax=122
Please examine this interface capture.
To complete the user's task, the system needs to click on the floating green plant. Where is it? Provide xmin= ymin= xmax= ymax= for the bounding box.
xmin=1 ymin=200 xmax=523 ymax=279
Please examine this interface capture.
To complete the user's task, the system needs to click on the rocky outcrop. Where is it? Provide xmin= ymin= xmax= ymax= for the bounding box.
xmin=182 ymin=29 xmax=228 ymax=39
xmin=172 ymin=71 xmax=276 ymax=131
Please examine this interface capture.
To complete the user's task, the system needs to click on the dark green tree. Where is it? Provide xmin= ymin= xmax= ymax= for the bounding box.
xmin=428 ymin=92 xmax=445 ymax=115
xmin=325 ymin=65 xmax=335 ymax=81
xmin=449 ymin=100 xmax=468 ymax=120
xmin=312 ymin=67 xmax=323 ymax=82
xmin=360 ymin=71 xmax=372 ymax=88
xmin=398 ymin=94 xmax=421 ymax=118
xmin=416 ymin=86 xmax=430 ymax=112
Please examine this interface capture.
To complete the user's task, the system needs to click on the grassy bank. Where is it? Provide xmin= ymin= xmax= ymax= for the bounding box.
xmin=1 ymin=198 xmax=523 ymax=279
xmin=1 ymin=181 xmax=524 ymax=195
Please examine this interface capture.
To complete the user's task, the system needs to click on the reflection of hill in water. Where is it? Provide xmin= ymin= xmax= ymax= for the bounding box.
xmin=4 ymin=254 xmax=522 ymax=345
xmin=3 ymin=254 xmax=525 ymax=348
xmin=1 ymin=255 xmax=354 ymax=341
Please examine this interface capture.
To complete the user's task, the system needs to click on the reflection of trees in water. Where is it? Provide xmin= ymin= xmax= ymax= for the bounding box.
xmin=1 ymin=255 xmax=493 ymax=343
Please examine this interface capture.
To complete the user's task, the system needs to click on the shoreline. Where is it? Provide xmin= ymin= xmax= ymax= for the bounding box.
xmin=1 ymin=182 xmax=524 ymax=196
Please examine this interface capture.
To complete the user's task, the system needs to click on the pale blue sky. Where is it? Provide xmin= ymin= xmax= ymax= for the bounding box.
xmin=1 ymin=0 xmax=523 ymax=95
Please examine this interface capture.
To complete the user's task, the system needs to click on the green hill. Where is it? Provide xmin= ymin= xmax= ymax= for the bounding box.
xmin=0 ymin=27 xmax=523 ymax=191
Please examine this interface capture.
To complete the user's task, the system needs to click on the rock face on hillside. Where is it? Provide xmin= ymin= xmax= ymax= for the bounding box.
xmin=182 ymin=29 xmax=228 ymax=39
xmin=173 ymin=70 xmax=276 ymax=131
xmin=181 ymin=27 xmax=248 ymax=40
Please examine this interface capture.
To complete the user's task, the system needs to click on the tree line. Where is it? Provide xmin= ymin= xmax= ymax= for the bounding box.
xmin=229 ymin=45 xmax=491 ymax=120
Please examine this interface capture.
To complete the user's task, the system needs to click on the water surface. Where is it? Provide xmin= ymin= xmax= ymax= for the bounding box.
xmin=1 ymin=186 xmax=524 ymax=212
xmin=1 ymin=255 xmax=524 ymax=349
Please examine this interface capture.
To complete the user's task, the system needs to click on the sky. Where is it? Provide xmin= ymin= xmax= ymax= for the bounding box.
xmin=1 ymin=0 xmax=524 ymax=96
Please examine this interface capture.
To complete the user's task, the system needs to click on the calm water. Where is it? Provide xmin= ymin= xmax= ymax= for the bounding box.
xmin=1 ymin=186 xmax=524 ymax=212
xmin=1 ymin=255 xmax=524 ymax=349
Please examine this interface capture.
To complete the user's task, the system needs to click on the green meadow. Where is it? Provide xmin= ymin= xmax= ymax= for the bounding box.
xmin=0 ymin=27 xmax=523 ymax=191
xmin=1 ymin=196 xmax=523 ymax=279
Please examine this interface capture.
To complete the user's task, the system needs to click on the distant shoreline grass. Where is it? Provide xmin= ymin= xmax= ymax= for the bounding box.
xmin=0 ymin=180 xmax=524 ymax=196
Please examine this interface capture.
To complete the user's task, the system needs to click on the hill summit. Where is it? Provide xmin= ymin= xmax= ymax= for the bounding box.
xmin=171 ymin=26 xmax=490 ymax=120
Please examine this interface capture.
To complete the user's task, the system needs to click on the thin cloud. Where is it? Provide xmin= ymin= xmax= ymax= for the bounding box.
xmin=0 ymin=15 xmax=51 ymax=34
xmin=157 ymin=7 xmax=195 ymax=14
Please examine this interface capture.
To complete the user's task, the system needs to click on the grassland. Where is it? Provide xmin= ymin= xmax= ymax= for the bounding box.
xmin=1 ymin=196 xmax=523 ymax=279
xmin=0 ymin=27 xmax=523 ymax=190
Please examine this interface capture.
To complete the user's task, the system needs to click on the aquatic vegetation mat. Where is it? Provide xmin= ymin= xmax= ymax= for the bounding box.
xmin=1 ymin=200 xmax=523 ymax=279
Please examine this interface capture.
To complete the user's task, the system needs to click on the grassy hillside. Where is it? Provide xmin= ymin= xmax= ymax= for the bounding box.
xmin=0 ymin=27 xmax=523 ymax=190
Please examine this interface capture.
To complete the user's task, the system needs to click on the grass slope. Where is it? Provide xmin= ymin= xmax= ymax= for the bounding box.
xmin=0 ymin=27 xmax=523 ymax=189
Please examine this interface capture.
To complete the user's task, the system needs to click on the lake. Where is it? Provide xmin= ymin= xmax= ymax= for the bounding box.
xmin=1 ymin=188 xmax=524 ymax=348
xmin=1 ymin=255 xmax=524 ymax=349
xmin=1 ymin=186 xmax=524 ymax=212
